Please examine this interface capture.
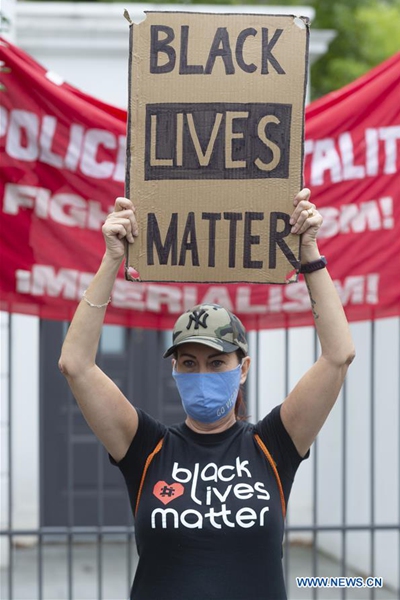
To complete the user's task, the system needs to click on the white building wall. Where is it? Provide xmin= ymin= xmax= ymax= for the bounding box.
xmin=1 ymin=1 xmax=398 ymax=593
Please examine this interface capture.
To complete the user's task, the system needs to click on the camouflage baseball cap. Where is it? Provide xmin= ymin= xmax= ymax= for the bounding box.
xmin=163 ymin=303 xmax=248 ymax=358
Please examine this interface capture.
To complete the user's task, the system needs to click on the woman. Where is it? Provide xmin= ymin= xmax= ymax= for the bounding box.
xmin=59 ymin=189 xmax=355 ymax=600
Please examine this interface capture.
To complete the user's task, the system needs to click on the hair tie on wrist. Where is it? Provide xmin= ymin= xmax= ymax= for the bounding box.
xmin=299 ymin=256 xmax=327 ymax=274
xmin=82 ymin=290 xmax=111 ymax=308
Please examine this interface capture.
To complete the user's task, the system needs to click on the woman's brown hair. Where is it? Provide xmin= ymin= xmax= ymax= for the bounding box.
xmin=234 ymin=387 xmax=249 ymax=421
xmin=234 ymin=350 xmax=249 ymax=421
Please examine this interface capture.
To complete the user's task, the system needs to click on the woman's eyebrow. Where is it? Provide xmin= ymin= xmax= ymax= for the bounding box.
xmin=178 ymin=352 xmax=226 ymax=359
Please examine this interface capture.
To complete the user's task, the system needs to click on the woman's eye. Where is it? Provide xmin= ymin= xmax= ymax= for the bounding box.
xmin=182 ymin=360 xmax=195 ymax=368
xmin=211 ymin=360 xmax=224 ymax=368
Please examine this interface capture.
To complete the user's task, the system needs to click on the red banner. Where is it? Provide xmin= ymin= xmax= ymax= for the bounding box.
xmin=1 ymin=38 xmax=399 ymax=330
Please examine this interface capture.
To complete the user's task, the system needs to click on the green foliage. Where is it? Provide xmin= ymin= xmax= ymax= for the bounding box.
xmin=308 ymin=0 xmax=400 ymax=98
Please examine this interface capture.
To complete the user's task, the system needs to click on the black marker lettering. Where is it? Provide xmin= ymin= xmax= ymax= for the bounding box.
xmin=261 ymin=28 xmax=285 ymax=75
xmin=150 ymin=26 xmax=176 ymax=74
xmin=225 ymin=111 xmax=248 ymax=169
xmin=244 ymin=212 xmax=264 ymax=269
xmin=224 ymin=213 xmax=243 ymax=268
xmin=269 ymin=212 xmax=299 ymax=269
xmin=145 ymin=103 xmax=291 ymax=180
xmin=205 ymin=28 xmax=235 ymax=75
xmin=147 ymin=213 xmax=178 ymax=265
xmin=179 ymin=26 xmax=204 ymax=74
xmin=235 ymin=28 xmax=257 ymax=73
xmin=202 ymin=213 xmax=221 ymax=267
xmin=179 ymin=212 xmax=199 ymax=266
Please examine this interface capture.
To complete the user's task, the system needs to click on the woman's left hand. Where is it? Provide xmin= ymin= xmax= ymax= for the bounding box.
xmin=289 ymin=188 xmax=323 ymax=250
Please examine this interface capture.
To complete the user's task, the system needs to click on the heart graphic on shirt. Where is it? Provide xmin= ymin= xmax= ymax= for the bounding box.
xmin=153 ymin=481 xmax=185 ymax=505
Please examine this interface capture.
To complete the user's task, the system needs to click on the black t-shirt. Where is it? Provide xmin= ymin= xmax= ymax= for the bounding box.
xmin=112 ymin=404 xmax=308 ymax=600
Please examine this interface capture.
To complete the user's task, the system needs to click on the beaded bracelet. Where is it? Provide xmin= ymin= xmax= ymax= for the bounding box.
xmin=82 ymin=289 xmax=111 ymax=308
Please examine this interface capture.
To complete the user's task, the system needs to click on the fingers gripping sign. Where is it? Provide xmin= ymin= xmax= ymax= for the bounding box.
xmin=102 ymin=197 xmax=139 ymax=261
xmin=289 ymin=188 xmax=323 ymax=247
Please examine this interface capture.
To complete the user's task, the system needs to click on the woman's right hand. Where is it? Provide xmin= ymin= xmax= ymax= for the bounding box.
xmin=102 ymin=197 xmax=138 ymax=260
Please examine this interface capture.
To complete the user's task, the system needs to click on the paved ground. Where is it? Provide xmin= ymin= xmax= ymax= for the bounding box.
xmin=1 ymin=540 xmax=398 ymax=600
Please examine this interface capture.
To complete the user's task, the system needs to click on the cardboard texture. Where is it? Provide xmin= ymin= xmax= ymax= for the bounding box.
xmin=125 ymin=12 xmax=309 ymax=283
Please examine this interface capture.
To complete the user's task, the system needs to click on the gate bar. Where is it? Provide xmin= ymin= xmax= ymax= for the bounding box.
xmin=312 ymin=329 xmax=319 ymax=600
xmin=283 ymin=328 xmax=291 ymax=589
xmin=2 ymin=523 xmax=398 ymax=537
xmin=7 ymin=315 xmax=13 ymax=600
xmin=370 ymin=321 xmax=376 ymax=600
xmin=67 ymin=388 xmax=74 ymax=600
xmin=341 ymin=375 xmax=348 ymax=600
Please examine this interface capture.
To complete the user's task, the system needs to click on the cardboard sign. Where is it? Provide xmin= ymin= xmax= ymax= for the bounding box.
xmin=125 ymin=12 xmax=309 ymax=283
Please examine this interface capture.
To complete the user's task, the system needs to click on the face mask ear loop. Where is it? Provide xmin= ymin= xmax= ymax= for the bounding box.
xmin=239 ymin=358 xmax=248 ymax=382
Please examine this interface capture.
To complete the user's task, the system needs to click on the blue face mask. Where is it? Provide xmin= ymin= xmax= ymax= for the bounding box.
xmin=172 ymin=363 xmax=242 ymax=423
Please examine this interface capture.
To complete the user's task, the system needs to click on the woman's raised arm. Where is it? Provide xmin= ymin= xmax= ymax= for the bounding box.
xmin=280 ymin=189 xmax=356 ymax=457
xmin=59 ymin=197 xmax=139 ymax=462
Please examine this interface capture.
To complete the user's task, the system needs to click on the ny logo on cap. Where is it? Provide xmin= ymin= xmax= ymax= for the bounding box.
xmin=186 ymin=309 xmax=209 ymax=330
